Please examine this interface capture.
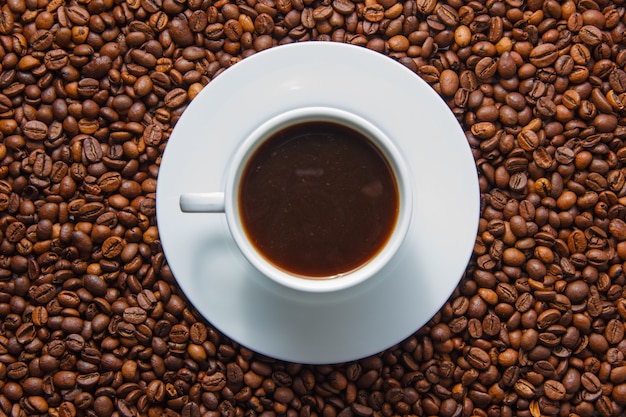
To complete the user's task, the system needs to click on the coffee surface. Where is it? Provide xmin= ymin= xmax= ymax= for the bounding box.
xmin=239 ymin=121 xmax=399 ymax=277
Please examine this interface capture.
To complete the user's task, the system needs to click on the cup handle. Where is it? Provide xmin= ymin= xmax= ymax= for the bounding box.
xmin=180 ymin=193 xmax=225 ymax=212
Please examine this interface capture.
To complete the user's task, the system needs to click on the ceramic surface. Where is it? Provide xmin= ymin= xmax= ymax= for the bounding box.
xmin=156 ymin=42 xmax=480 ymax=364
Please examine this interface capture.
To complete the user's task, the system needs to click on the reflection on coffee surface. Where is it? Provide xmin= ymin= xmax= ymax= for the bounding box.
xmin=239 ymin=121 xmax=399 ymax=278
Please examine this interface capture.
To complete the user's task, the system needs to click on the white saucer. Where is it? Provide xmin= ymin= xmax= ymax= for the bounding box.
xmin=156 ymin=42 xmax=479 ymax=364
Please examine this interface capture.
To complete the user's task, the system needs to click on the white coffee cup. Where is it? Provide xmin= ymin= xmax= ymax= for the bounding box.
xmin=179 ymin=107 xmax=412 ymax=293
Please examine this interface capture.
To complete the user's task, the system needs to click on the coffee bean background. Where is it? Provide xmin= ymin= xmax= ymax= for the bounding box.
xmin=1 ymin=0 xmax=626 ymax=416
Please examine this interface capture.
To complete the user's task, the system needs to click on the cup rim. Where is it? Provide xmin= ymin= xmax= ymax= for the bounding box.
xmin=223 ymin=106 xmax=413 ymax=293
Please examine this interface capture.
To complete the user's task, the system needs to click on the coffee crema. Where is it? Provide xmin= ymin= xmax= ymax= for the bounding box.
xmin=239 ymin=121 xmax=399 ymax=278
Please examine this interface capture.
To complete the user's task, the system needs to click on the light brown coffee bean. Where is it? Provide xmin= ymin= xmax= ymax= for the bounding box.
xmin=514 ymin=379 xmax=536 ymax=399
xmin=529 ymin=43 xmax=558 ymax=67
xmin=466 ymin=347 xmax=491 ymax=370
xmin=543 ymin=379 xmax=566 ymax=400
xmin=579 ymin=25 xmax=603 ymax=46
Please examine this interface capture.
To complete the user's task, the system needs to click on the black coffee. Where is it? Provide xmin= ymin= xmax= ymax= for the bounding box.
xmin=239 ymin=121 xmax=399 ymax=278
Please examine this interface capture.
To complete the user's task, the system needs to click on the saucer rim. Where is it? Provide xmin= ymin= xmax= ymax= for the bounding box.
xmin=156 ymin=42 xmax=480 ymax=364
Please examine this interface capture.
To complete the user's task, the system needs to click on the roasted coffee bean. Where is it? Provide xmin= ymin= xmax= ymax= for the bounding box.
xmin=466 ymin=347 xmax=490 ymax=370
xmin=543 ymin=379 xmax=566 ymax=401
xmin=164 ymin=88 xmax=188 ymax=108
xmin=101 ymin=236 xmax=124 ymax=258
xmin=363 ymin=4 xmax=384 ymax=22
xmin=518 ymin=130 xmax=539 ymax=151
xmin=529 ymin=43 xmax=558 ymax=67
xmin=581 ymin=372 xmax=602 ymax=393
xmin=579 ymin=25 xmax=603 ymax=46
xmin=415 ymin=0 xmax=436 ymax=14
xmin=143 ymin=124 xmax=163 ymax=146
xmin=23 ymin=120 xmax=48 ymax=141
xmin=170 ymin=323 xmax=190 ymax=343
xmin=202 ymin=372 xmax=227 ymax=391
xmin=29 ymin=284 xmax=56 ymax=304
xmin=170 ymin=17 xmax=194 ymax=46
xmin=146 ymin=380 xmax=165 ymax=403
xmin=475 ymin=57 xmax=497 ymax=82
xmin=123 ymin=307 xmax=147 ymax=325
xmin=44 ymin=49 xmax=69 ymax=70
xmin=189 ymin=322 xmax=208 ymax=344
xmin=514 ymin=379 xmax=536 ymax=399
